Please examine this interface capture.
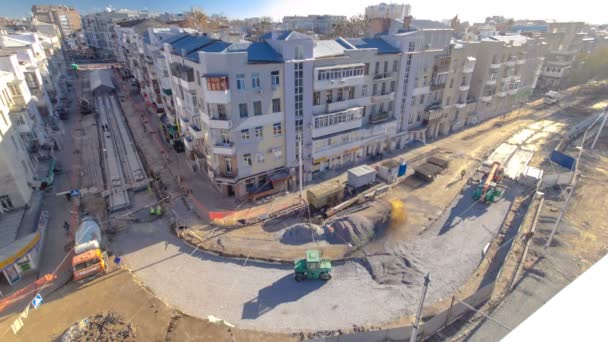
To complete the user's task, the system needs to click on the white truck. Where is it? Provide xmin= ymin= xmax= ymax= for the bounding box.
xmin=544 ymin=91 xmax=562 ymax=105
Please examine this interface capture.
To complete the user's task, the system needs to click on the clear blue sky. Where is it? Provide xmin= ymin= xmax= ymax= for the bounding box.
xmin=4 ymin=0 xmax=607 ymax=24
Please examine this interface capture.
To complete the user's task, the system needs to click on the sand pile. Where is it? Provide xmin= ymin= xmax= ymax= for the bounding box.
xmin=280 ymin=223 xmax=324 ymax=245
xmin=361 ymin=254 xmax=422 ymax=285
xmin=326 ymin=201 xmax=391 ymax=246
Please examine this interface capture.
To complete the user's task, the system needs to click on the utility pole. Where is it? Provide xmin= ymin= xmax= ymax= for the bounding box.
xmin=410 ymin=272 xmax=431 ymax=342
xmin=298 ymin=138 xmax=303 ymax=200
xmin=590 ymin=106 xmax=608 ymax=149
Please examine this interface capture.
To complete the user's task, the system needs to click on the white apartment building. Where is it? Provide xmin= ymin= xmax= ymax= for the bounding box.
xmin=0 ymin=58 xmax=39 ymax=211
xmin=82 ymin=10 xmax=149 ymax=58
xmin=365 ymin=3 xmax=412 ymax=20
xmin=116 ymin=16 xmax=544 ymax=199
xmin=536 ymin=22 xmax=585 ymax=90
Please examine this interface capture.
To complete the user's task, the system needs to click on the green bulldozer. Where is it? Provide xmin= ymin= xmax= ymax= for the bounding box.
xmin=294 ymin=250 xmax=332 ymax=281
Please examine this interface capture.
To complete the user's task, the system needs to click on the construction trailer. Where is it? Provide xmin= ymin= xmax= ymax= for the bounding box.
xmin=347 ymin=165 xmax=377 ymax=189
xmin=377 ymin=160 xmax=401 ymax=184
xmin=306 ymin=180 xmax=344 ymax=211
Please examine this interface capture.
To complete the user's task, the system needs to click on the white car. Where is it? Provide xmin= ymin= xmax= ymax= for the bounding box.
xmin=544 ymin=91 xmax=561 ymax=104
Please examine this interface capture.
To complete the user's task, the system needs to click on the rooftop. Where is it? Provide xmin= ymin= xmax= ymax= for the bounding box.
xmin=340 ymin=38 xmax=400 ymax=54
xmin=169 ymin=34 xmax=283 ymax=63
xmin=313 ymin=40 xmax=346 ymax=58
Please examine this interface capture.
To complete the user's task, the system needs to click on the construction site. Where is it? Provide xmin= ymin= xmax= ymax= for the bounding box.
xmin=2 ymin=64 xmax=608 ymax=341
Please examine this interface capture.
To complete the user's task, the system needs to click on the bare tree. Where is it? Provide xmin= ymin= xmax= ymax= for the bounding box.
xmin=333 ymin=14 xmax=367 ymax=38
xmin=183 ymin=7 xmax=219 ymax=32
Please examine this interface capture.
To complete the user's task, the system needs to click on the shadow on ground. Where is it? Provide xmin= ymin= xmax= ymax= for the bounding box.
xmin=241 ymin=274 xmax=326 ymax=319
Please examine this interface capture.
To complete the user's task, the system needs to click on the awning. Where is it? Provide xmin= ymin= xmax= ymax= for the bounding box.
xmin=0 ymin=232 xmax=41 ymax=270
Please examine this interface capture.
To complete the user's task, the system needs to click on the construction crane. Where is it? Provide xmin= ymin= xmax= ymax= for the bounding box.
xmin=473 ymin=162 xmax=504 ymax=203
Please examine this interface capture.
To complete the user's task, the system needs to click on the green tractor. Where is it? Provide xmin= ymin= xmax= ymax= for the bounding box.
xmin=294 ymin=250 xmax=332 ymax=281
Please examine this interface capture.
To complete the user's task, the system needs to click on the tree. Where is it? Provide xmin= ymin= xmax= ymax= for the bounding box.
xmin=183 ymin=7 xmax=219 ymax=32
xmin=333 ymin=14 xmax=367 ymax=38
xmin=566 ymin=47 xmax=608 ymax=87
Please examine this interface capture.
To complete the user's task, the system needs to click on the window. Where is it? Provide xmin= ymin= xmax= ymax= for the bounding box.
xmin=445 ymin=96 xmax=451 ymax=106
xmin=251 ymin=73 xmax=260 ymax=89
xmin=255 ymin=126 xmax=263 ymax=138
xmin=384 ymin=61 xmax=388 ymax=73
xmin=254 ymin=101 xmax=262 ymax=116
xmin=224 ymin=158 xmax=233 ymax=173
xmin=257 ymin=153 xmax=265 ymax=164
xmin=364 ymin=63 xmax=369 ymax=75
xmin=372 ymin=84 xmax=378 ymax=96
xmin=337 ymin=88 xmax=343 ymax=102
xmin=217 ymin=104 xmax=227 ymax=118
xmin=241 ymin=129 xmax=250 ymax=142
xmin=207 ymin=76 xmax=228 ymax=91
xmin=325 ymin=90 xmax=332 ymax=104
xmin=273 ymin=123 xmax=282 ymax=136
xmin=246 ymin=178 xmax=256 ymax=191
xmin=295 ymin=45 xmax=304 ymax=59
xmin=313 ymin=91 xmax=321 ymax=105
xmin=419 ymin=95 xmax=425 ymax=105
xmin=239 ymin=103 xmax=248 ymax=118
xmin=271 ymin=71 xmax=280 ymax=89
xmin=408 ymin=42 xmax=415 ymax=51
xmin=411 ymin=96 xmax=416 ymax=105
xmin=243 ymin=153 xmax=252 ymax=166
xmin=388 ymin=101 xmax=393 ymax=112
xmin=295 ymin=119 xmax=303 ymax=132
xmin=1 ymin=194 xmax=14 ymax=211
xmin=348 ymin=87 xmax=355 ymax=100
xmin=236 ymin=74 xmax=245 ymax=90
xmin=362 ymin=85 xmax=368 ymax=97
xmin=374 ymin=61 xmax=380 ymax=75
xmin=393 ymin=60 xmax=398 ymax=72
xmin=272 ymin=98 xmax=281 ymax=113
xmin=449 ymin=78 xmax=454 ymax=88
xmin=381 ymin=83 xmax=386 ymax=95
xmin=390 ymin=81 xmax=395 ymax=93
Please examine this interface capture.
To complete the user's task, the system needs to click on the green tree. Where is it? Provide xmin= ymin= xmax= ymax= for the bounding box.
xmin=566 ymin=47 xmax=608 ymax=86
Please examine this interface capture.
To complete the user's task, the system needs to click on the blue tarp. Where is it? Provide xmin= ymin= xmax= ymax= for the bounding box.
xmin=550 ymin=150 xmax=576 ymax=171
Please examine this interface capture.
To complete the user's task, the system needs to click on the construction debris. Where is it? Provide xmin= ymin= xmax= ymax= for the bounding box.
xmin=61 ymin=312 xmax=135 ymax=342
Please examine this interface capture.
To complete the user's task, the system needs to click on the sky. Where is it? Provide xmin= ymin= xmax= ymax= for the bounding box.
xmin=3 ymin=0 xmax=607 ymax=25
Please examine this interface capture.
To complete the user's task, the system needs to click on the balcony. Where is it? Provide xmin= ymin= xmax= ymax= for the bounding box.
xmin=369 ymin=111 xmax=391 ymax=124
xmin=213 ymin=142 xmax=236 ymax=155
xmin=9 ymin=95 xmax=27 ymax=110
xmin=325 ymin=97 xmax=370 ymax=113
xmin=373 ymin=72 xmax=395 ymax=81
xmin=371 ymin=92 xmax=395 ymax=103
xmin=203 ymin=88 xmax=230 ymax=104
xmin=490 ymin=63 xmax=501 ymax=69
xmin=480 ymin=95 xmax=493 ymax=102
xmin=312 ymin=107 xmax=363 ymax=138
xmin=314 ymin=65 xmax=366 ymax=91
xmin=463 ymin=64 xmax=475 ymax=73
xmin=486 ymin=79 xmax=497 ymax=86
xmin=412 ymin=86 xmax=430 ymax=96
xmin=454 ymin=101 xmax=466 ymax=109
xmin=505 ymin=60 xmax=516 ymax=67
xmin=189 ymin=124 xmax=205 ymax=139
xmin=179 ymin=116 xmax=190 ymax=127
xmin=208 ymin=116 xmax=232 ymax=129
xmin=517 ymin=59 xmax=526 ymax=65
xmin=458 ymin=84 xmax=470 ymax=91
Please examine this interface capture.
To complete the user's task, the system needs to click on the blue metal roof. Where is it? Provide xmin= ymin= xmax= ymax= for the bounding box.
xmin=170 ymin=35 xmax=217 ymax=57
xmin=247 ymin=42 xmax=283 ymax=63
xmin=260 ymin=30 xmax=310 ymax=41
xmin=344 ymin=38 xmax=400 ymax=54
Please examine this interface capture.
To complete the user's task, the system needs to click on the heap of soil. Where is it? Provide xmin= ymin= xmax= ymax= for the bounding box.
xmin=280 ymin=223 xmax=325 ymax=245
xmin=61 ymin=312 xmax=135 ymax=342
xmin=326 ymin=201 xmax=391 ymax=246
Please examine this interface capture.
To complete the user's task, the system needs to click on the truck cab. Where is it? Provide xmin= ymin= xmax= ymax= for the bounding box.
xmin=294 ymin=250 xmax=332 ymax=281
xmin=544 ymin=91 xmax=561 ymax=105
xmin=72 ymin=249 xmax=106 ymax=281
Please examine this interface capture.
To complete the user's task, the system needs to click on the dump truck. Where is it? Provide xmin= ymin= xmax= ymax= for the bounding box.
xmin=294 ymin=250 xmax=332 ymax=281
xmin=72 ymin=217 xmax=107 ymax=281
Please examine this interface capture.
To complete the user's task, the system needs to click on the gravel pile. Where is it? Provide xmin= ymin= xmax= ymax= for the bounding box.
xmin=326 ymin=202 xmax=391 ymax=246
xmin=61 ymin=312 xmax=135 ymax=342
xmin=361 ymin=253 xmax=422 ymax=285
xmin=280 ymin=223 xmax=325 ymax=245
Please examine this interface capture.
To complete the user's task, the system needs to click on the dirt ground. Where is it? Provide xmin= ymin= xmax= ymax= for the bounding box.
xmin=0 ymin=270 xmax=294 ymax=342
xmin=181 ymin=84 xmax=604 ymax=263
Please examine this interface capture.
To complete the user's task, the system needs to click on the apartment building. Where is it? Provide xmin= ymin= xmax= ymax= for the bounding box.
xmin=536 ymin=22 xmax=586 ymax=90
xmin=82 ymin=10 xmax=149 ymax=58
xmin=115 ymin=15 xmax=547 ymax=199
xmin=281 ymin=15 xmax=346 ymax=35
xmin=31 ymin=4 xmax=81 ymax=37
xmin=0 ymin=56 xmax=40 ymax=211
xmin=365 ymin=3 xmax=412 ymax=19
xmin=469 ymin=34 xmax=544 ymax=123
